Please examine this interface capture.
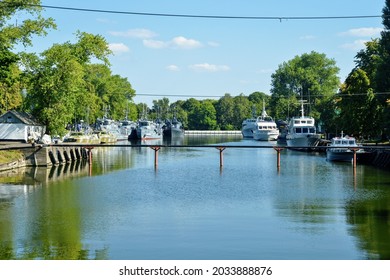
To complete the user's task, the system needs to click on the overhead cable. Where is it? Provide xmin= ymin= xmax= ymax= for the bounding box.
xmin=16 ymin=4 xmax=384 ymax=21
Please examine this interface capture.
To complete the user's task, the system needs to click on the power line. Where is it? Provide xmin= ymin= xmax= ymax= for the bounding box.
xmin=135 ymin=92 xmax=390 ymax=99
xmin=18 ymin=4 xmax=384 ymax=21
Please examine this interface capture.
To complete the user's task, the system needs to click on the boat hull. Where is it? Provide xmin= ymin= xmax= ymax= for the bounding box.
xmin=286 ymin=135 xmax=320 ymax=149
xmin=138 ymin=127 xmax=163 ymax=140
xmin=241 ymin=127 xmax=254 ymax=138
xmin=253 ymin=130 xmax=279 ymax=141
xmin=326 ymin=150 xmax=354 ymax=162
xmin=164 ymin=127 xmax=184 ymax=138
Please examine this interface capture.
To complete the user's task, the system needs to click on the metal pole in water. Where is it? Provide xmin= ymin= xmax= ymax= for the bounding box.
xmin=273 ymin=147 xmax=284 ymax=170
xmin=351 ymin=147 xmax=358 ymax=169
xmin=151 ymin=146 xmax=161 ymax=168
xmin=216 ymin=147 xmax=226 ymax=167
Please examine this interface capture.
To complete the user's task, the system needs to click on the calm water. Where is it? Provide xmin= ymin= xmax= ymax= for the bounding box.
xmin=1 ymin=135 xmax=390 ymax=260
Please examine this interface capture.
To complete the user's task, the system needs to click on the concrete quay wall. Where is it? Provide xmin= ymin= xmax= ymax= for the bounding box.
xmin=0 ymin=145 xmax=91 ymax=172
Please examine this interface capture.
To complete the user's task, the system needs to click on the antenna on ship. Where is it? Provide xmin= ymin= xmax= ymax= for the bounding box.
xmin=299 ymin=87 xmax=308 ymax=118
xmin=261 ymin=99 xmax=268 ymax=119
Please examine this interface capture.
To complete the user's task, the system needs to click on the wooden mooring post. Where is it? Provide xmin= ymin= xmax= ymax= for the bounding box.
xmin=350 ymin=147 xmax=359 ymax=169
xmin=150 ymin=146 xmax=161 ymax=168
xmin=273 ymin=147 xmax=284 ymax=170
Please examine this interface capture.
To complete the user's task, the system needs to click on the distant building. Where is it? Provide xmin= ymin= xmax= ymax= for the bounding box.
xmin=0 ymin=111 xmax=46 ymax=142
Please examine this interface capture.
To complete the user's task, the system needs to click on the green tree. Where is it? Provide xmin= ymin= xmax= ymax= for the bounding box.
xmin=248 ymin=91 xmax=271 ymax=116
xmin=23 ymin=32 xmax=111 ymax=135
xmin=84 ymin=64 xmax=135 ymax=121
xmin=270 ymin=51 xmax=340 ymax=122
xmin=195 ymin=100 xmax=218 ymax=130
xmin=338 ymin=68 xmax=381 ymax=138
xmin=355 ymin=39 xmax=381 ymax=90
xmin=232 ymin=94 xmax=251 ymax=129
xmin=0 ymin=0 xmax=56 ymax=113
xmin=375 ymin=0 xmax=390 ymax=138
xmin=183 ymin=98 xmax=217 ymax=130
xmin=216 ymin=93 xmax=235 ymax=130
xmin=170 ymin=100 xmax=188 ymax=129
xmin=152 ymin=97 xmax=170 ymax=120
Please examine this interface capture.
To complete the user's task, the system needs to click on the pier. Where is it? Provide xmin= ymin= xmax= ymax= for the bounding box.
xmin=1 ymin=142 xmax=389 ymax=172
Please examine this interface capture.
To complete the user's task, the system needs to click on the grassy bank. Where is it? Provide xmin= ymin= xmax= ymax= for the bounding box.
xmin=0 ymin=150 xmax=23 ymax=164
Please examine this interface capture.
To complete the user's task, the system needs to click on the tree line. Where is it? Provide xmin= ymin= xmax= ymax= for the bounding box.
xmin=1 ymin=0 xmax=389 ymax=140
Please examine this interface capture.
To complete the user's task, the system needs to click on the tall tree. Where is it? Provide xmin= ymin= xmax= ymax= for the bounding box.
xmin=0 ymin=0 xmax=56 ymax=113
xmin=216 ymin=93 xmax=235 ymax=130
xmin=23 ymin=32 xmax=112 ymax=135
xmin=232 ymin=94 xmax=251 ymax=129
xmin=376 ymin=0 xmax=390 ymax=137
xmin=270 ymin=51 xmax=340 ymax=121
xmin=84 ymin=64 xmax=135 ymax=121
xmin=338 ymin=68 xmax=381 ymax=138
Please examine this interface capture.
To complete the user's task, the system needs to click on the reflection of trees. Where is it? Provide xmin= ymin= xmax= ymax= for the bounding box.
xmin=345 ymin=197 xmax=390 ymax=260
xmin=0 ymin=166 xmax=107 ymax=260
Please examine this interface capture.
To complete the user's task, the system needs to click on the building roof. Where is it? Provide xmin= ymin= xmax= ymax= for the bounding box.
xmin=0 ymin=110 xmax=42 ymax=126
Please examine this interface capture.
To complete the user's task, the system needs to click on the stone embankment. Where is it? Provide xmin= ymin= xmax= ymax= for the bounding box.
xmin=0 ymin=142 xmax=91 ymax=172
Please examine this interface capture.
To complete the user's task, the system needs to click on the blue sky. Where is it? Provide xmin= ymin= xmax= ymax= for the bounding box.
xmin=18 ymin=0 xmax=385 ymax=105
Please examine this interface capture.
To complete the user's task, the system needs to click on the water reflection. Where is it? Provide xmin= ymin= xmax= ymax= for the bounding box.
xmin=0 ymin=135 xmax=389 ymax=259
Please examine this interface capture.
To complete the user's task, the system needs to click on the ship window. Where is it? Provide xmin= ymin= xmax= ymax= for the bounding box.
xmin=342 ymin=140 xmax=348 ymax=145
xmin=309 ymin=128 xmax=315 ymax=133
xmin=307 ymin=120 xmax=313 ymax=124
xmin=301 ymin=120 xmax=306 ymax=124
xmin=349 ymin=140 xmax=355 ymax=145
xmin=294 ymin=120 xmax=300 ymax=124
xmin=335 ymin=140 xmax=341 ymax=145
xmin=302 ymin=128 xmax=308 ymax=133
xmin=295 ymin=128 xmax=302 ymax=133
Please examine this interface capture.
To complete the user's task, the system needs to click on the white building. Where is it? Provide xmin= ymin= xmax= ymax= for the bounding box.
xmin=0 ymin=111 xmax=46 ymax=142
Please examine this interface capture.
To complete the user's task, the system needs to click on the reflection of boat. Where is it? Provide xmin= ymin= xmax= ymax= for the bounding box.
xmin=163 ymin=118 xmax=184 ymax=138
xmin=63 ymin=132 xmax=100 ymax=144
xmin=286 ymin=101 xmax=320 ymax=149
xmin=252 ymin=101 xmax=279 ymax=141
xmin=136 ymin=120 xmax=163 ymax=140
xmin=326 ymin=133 xmax=364 ymax=162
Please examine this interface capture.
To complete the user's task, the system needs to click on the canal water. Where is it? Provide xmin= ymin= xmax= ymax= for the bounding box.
xmin=1 ymin=135 xmax=390 ymax=260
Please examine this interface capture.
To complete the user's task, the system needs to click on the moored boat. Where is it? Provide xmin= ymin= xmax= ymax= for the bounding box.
xmin=163 ymin=117 xmax=184 ymax=138
xmin=136 ymin=120 xmax=163 ymax=140
xmin=326 ymin=133 xmax=364 ymax=162
xmin=63 ymin=132 xmax=100 ymax=144
xmin=97 ymin=131 xmax=117 ymax=144
xmin=286 ymin=101 xmax=320 ymax=149
xmin=252 ymin=101 xmax=279 ymax=141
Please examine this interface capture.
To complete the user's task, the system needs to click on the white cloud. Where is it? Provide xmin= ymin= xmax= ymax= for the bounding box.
xmin=340 ymin=39 xmax=368 ymax=51
xmin=339 ymin=27 xmax=382 ymax=37
xmin=171 ymin=36 xmax=202 ymax=49
xmin=189 ymin=63 xmax=230 ymax=72
xmin=108 ymin=43 xmax=130 ymax=54
xmin=299 ymin=35 xmax=316 ymax=40
xmin=166 ymin=65 xmax=180 ymax=71
xmin=109 ymin=28 xmax=157 ymax=39
xmin=207 ymin=41 xmax=220 ymax=47
xmin=143 ymin=39 xmax=169 ymax=49
xmin=257 ymin=69 xmax=273 ymax=74
xmin=143 ymin=36 xmax=203 ymax=50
